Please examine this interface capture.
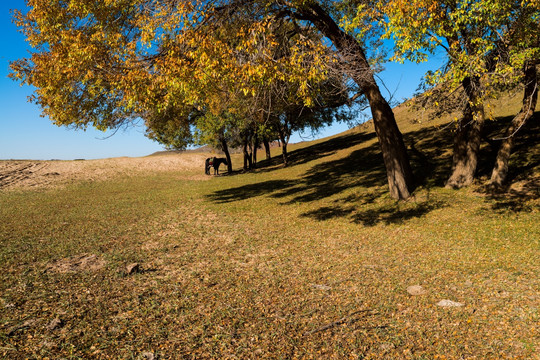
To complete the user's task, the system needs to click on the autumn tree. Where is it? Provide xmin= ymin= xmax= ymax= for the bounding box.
xmin=383 ymin=0 xmax=539 ymax=188
xmin=11 ymin=0 xmax=415 ymax=199
xmin=265 ymin=77 xmax=356 ymax=166
xmin=488 ymin=2 xmax=540 ymax=188
xmin=182 ymin=0 xmax=416 ymax=197
xmin=239 ymin=20 xmax=356 ymax=166
xmin=272 ymin=1 xmax=415 ymax=199
xmin=144 ymin=105 xmax=198 ymax=151
xmin=489 ymin=62 xmax=538 ymax=187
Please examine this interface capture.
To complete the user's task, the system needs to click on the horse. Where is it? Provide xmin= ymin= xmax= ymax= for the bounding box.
xmin=205 ymin=157 xmax=228 ymax=175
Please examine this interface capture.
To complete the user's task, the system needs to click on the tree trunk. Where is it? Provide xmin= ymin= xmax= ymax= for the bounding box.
xmin=446 ymin=77 xmax=485 ymax=188
xmin=243 ymin=140 xmax=248 ymax=170
xmin=248 ymin=139 xmax=254 ymax=168
xmin=282 ymin=141 xmax=288 ymax=166
xmin=253 ymin=135 xmax=259 ymax=168
xmin=263 ymin=137 xmax=271 ymax=160
xmin=220 ymin=137 xmax=232 ymax=173
xmin=364 ymin=84 xmax=415 ymax=199
xmin=490 ymin=62 xmax=538 ymax=188
xmin=277 ymin=127 xmax=289 ymax=166
xmin=242 ymin=140 xmax=252 ymax=170
xmin=299 ymin=3 xmax=414 ymax=199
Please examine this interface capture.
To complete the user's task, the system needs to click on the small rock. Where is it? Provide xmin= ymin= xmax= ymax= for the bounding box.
xmin=126 ymin=263 xmax=141 ymax=275
xmin=380 ymin=342 xmax=395 ymax=351
xmin=437 ymin=299 xmax=464 ymax=307
xmin=47 ymin=318 xmax=63 ymax=331
xmin=407 ymin=285 xmax=427 ymax=296
xmin=140 ymin=351 xmax=155 ymax=360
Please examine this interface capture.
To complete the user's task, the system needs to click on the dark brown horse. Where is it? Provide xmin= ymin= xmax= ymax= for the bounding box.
xmin=205 ymin=157 xmax=228 ymax=175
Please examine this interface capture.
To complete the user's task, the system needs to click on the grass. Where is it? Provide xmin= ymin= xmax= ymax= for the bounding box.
xmin=0 ymin=108 xmax=539 ymax=359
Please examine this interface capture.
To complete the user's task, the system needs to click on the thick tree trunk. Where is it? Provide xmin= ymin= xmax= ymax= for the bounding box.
xmin=300 ymin=3 xmax=414 ymax=199
xmin=364 ymin=84 xmax=415 ymax=199
xmin=220 ymin=137 xmax=232 ymax=173
xmin=490 ymin=62 xmax=538 ymax=188
xmin=446 ymin=77 xmax=485 ymax=188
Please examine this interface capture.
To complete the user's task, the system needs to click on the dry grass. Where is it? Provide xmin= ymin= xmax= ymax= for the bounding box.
xmin=0 ymin=153 xmax=213 ymax=191
xmin=0 ymin=106 xmax=539 ymax=359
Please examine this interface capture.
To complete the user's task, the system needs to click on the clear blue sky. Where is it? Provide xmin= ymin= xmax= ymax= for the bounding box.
xmin=0 ymin=0 xmax=441 ymax=160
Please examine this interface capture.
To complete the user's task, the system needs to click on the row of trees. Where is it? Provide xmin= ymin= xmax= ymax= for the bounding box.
xmin=10 ymin=0 xmax=539 ymax=199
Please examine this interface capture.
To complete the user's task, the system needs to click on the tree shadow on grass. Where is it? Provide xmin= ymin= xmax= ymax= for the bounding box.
xmin=251 ymin=130 xmax=377 ymax=173
xmin=400 ymin=111 xmax=540 ymax=215
xmin=208 ymin=112 xmax=539 ymax=223
xmin=403 ymin=126 xmax=453 ymax=188
xmin=301 ymin=199 xmax=446 ymax=226
xmin=208 ymin=127 xmax=449 ymax=225
xmin=207 ymin=179 xmax=301 ymax=204
xmin=287 ymin=130 xmax=377 ymax=167
xmin=484 ymin=180 xmax=540 ymax=213
xmin=479 ymin=112 xmax=540 ymax=213
xmin=351 ymin=200 xmax=447 ymax=226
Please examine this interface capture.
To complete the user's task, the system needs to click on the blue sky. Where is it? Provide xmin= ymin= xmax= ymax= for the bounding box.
xmin=0 ymin=0 xmax=441 ymax=160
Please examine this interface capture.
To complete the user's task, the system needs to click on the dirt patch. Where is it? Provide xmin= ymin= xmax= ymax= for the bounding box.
xmin=0 ymin=153 xmax=212 ymax=191
xmin=0 ymin=162 xmax=48 ymax=189
xmin=45 ymin=254 xmax=106 ymax=273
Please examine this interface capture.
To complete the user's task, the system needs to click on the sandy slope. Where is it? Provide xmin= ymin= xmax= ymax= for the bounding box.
xmin=0 ymin=153 xmax=211 ymax=191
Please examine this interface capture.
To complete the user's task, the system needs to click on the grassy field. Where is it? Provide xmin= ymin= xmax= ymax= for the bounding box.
xmin=1 ymin=106 xmax=539 ymax=359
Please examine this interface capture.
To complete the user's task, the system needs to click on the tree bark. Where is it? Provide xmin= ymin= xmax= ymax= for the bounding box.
xmin=252 ymin=134 xmax=259 ymax=168
xmin=298 ymin=3 xmax=415 ymax=199
xmin=364 ymin=84 xmax=415 ymax=199
xmin=263 ymin=137 xmax=271 ymax=160
xmin=277 ymin=127 xmax=289 ymax=166
xmin=220 ymin=137 xmax=233 ymax=173
xmin=446 ymin=77 xmax=485 ymax=188
xmin=243 ymin=139 xmax=253 ymax=170
xmin=490 ymin=62 xmax=538 ymax=188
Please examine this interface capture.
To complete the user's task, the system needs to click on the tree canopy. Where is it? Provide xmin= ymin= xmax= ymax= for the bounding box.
xmin=11 ymin=1 xmax=347 ymax=148
xmin=382 ymin=0 xmax=539 ymax=187
xmin=10 ymin=0 xmax=537 ymax=197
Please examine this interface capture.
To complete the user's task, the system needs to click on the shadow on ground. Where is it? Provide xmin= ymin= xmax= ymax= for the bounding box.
xmin=208 ymin=111 xmax=539 ymax=223
xmin=480 ymin=112 xmax=540 ymax=212
xmin=250 ymin=130 xmax=378 ymax=173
